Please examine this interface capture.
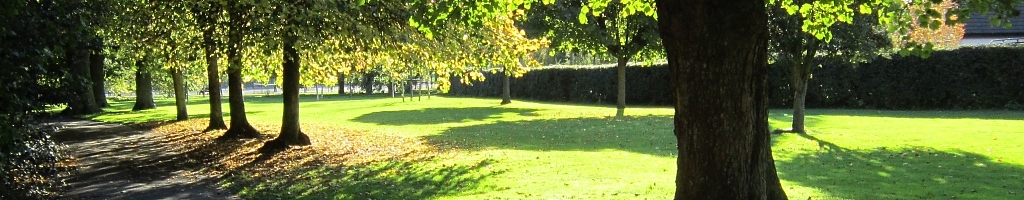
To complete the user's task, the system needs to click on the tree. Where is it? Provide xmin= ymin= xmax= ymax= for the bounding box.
xmin=192 ymin=1 xmax=229 ymax=131
xmin=171 ymin=67 xmax=188 ymax=121
xmin=1 ymin=0 xmax=95 ymax=198
xmin=337 ymin=72 xmax=346 ymax=94
xmin=767 ymin=0 xmax=892 ymax=133
xmin=131 ymin=58 xmax=157 ymax=111
xmin=501 ymin=63 xmax=512 ymax=105
xmin=62 ymin=45 xmax=104 ymax=115
xmin=262 ymin=0 xmax=313 ymax=150
xmin=89 ymin=40 xmax=110 ymax=108
xmin=259 ymin=0 xmax=411 ymax=149
xmin=407 ymin=0 xmax=1022 ymax=198
xmin=654 ymin=0 xmax=787 ymax=198
xmin=521 ymin=0 xmax=660 ymax=117
xmin=221 ymin=0 xmax=261 ymax=138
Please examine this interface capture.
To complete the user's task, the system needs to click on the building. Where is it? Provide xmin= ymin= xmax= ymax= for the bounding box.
xmin=960 ymin=6 xmax=1024 ymax=46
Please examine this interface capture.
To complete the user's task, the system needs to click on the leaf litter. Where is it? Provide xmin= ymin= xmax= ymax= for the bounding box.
xmin=143 ymin=119 xmax=451 ymax=188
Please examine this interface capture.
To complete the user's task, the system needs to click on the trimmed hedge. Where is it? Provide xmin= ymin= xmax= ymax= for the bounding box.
xmin=448 ymin=66 xmax=673 ymax=105
xmin=449 ymin=46 xmax=1024 ymax=110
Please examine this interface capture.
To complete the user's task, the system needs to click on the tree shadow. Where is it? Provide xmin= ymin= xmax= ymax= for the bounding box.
xmin=225 ymin=156 xmax=502 ymax=200
xmin=353 ymin=107 xmax=541 ymax=126
xmin=52 ymin=119 xmax=250 ymax=199
xmin=423 ymin=116 xmax=677 ymax=156
xmin=777 ymin=133 xmax=1024 ymax=199
xmin=768 ymin=110 xmax=824 ymax=129
xmin=777 ymin=109 xmax=1024 ymax=120
xmin=243 ymin=94 xmax=408 ymax=104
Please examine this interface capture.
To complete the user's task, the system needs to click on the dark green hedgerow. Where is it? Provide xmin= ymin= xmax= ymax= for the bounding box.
xmin=450 ymin=46 xmax=1024 ymax=110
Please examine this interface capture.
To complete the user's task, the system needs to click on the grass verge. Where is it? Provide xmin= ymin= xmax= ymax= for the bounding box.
xmin=86 ymin=94 xmax=1024 ymax=199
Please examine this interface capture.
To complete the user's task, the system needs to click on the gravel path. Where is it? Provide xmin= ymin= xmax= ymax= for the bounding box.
xmin=49 ymin=119 xmax=241 ymax=200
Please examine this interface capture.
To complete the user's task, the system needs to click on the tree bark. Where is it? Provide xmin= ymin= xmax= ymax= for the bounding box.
xmin=388 ymin=82 xmax=395 ymax=97
xmin=64 ymin=48 xmax=103 ymax=115
xmin=337 ymin=72 xmax=345 ymax=95
xmin=171 ymin=68 xmax=188 ymax=121
xmin=655 ymin=0 xmax=788 ymax=199
xmin=89 ymin=50 xmax=109 ymax=108
xmin=615 ymin=56 xmax=628 ymax=117
xmin=501 ymin=65 xmax=512 ymax=105
xmin=202 ymin=20 xmax=227 ymax=131
xmin=363 ymin=72 xmax=376 ymax=94
xmin=789 ymin=39 xmax=817 ymax=134
xmin=132 ymin=59 xmax=156 ymax=111
xmin=790 ymin=60 xmax=810 ymax=134
xmin=222 ymin=1 xmax=259 ymax=138
xmin=263 ymin=32 xmax=311 ymax=151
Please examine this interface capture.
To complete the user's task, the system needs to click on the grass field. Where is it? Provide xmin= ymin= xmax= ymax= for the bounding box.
xmin=88 ymin=94 xmax=1024 ymax=199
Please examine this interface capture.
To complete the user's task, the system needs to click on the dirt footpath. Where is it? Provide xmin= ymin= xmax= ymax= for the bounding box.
xmin=48 ymin=119 xmax=241 ymax=200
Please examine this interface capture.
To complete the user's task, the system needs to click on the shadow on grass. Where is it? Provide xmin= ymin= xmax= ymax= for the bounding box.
xmin=51 ymin=119 xmax=256 ymax=199
xmin=225 ymin=158 xmax=501 ymax=200
xmin=244 ymin=94 xmax=409 ymax=104
xmin=772 ymin=109 xmax=1024 ymax=120
xmin=778 ymin=133 xmax=1024 ymax=199
xmin=423 ymin=116 xmax=677 ymax=156
xmin=353 ymin=107 xmax=540 ymax=126
xmin=85 ymin=111 xmax=217 ymax=124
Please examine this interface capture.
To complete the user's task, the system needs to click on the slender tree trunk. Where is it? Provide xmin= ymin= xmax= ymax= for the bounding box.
xmin=655 ymin=0 xmax=788 ymax=199
xmin=789 ymin=40 xmax=817 ymax=134
xmin=790 ymin=60 xmax=810 ymax=133
xmin=388 ymin=82 xmax=395 ymax=97
xmin=132 ymin=59 xmax=156 ymax=111
xmin=202 ymin=20 xmax=227 ymax=131
xmin=615 ymin=56 xmax=628 ymax=117
xmin=264 ymin=33 xmax=311 ymax=151
xmin=337 ymin=72 xmax=345 ymax=95
xmin=501 ymin=65 xmax=512 ymax=105
xmin=222 ymin=1 xmax=259 ymax=138
xmin=171 ymin=68 xmax=188 ymax=121
xmin=89 ymin=50 xmax=109 ymax=108
xmin=363 ymin=72 xmax=375 ymax=94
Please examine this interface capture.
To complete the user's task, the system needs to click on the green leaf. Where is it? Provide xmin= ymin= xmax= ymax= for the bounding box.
xmin=859 ymin=4 xmax=872 ymax=14
xmin=578 ymin=5 xmax=590 ymax=24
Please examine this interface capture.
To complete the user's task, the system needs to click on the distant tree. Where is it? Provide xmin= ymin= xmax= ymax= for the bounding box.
xmin=768 ymin=0 xmax=893 ymax=133
xmin=896 ymin=0 xmax=964 ymax=49
xmin=90 ymin=40 xmax=110 ymax=108
xmin=520 ymin=0 xmax=660 ymax=116
xmin=63 ymin=44 xmax=104 ymax=115
xmin=131 ymin=58 xmax=157 ymax=111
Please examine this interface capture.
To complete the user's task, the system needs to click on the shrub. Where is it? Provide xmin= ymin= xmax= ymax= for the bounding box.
xmin=450 ymin=46 xmax=1024 ymax=110
xmin=1 ymin=117 xmax=71 ymax=200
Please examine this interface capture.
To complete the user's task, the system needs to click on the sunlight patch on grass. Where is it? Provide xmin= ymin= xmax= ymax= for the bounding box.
xmin=90 ymin=95 xmax=1024 ymax=199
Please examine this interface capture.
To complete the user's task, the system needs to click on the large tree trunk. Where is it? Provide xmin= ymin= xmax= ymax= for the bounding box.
xmin=222 ymin=1 xmax=260 ymax=138
xmin=337 ymin=72 xmax=345 ymax=95
xmin=64 ymin=48 xmax=103 ymax=115
xmin=171 ymin=68 xmax=188 ymax=121
xmin=501 ymin=65 xmax=512 ymax=105
xmin=89 ymin=50 xmax=109 ymax=108
xmin=263 ymin=33 xmax=311 ymax=151
xmin=202 ymin=20 xmax=228 ymax=131
xmin=655 ymin=0 xmax=787 ymax=199
xmin=615 ymin=56 xmax=628 ymax=117
xmin=132 ymin=59 xmax=156 ymax=111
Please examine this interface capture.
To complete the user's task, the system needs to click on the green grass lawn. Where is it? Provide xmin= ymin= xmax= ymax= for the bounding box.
xmin=89 ymin=94 xmax=1024 ymax=199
